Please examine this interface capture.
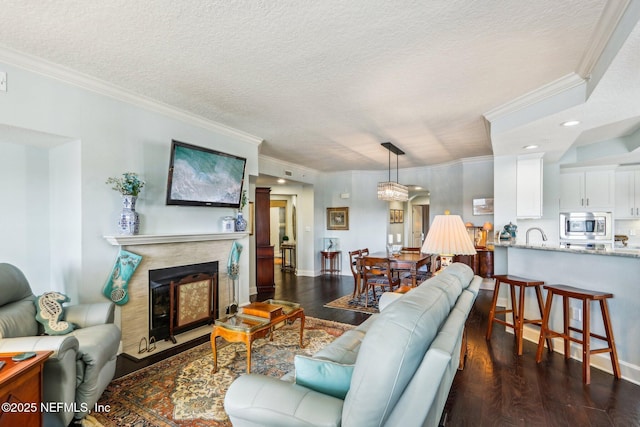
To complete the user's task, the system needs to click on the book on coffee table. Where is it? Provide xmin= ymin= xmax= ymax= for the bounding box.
xmin=241 ymin=302 xmax=284 ymax=320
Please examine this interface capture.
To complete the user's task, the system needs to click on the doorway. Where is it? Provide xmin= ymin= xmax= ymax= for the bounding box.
xmin=412 ymin=204 xmax=429 ymax=247
xmin=270 ymin=200 xmax=287 ymax=257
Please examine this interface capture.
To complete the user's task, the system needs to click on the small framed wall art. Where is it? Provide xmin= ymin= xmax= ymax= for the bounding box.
xmin=394 ymin=209 xmax=404 ymax=223
xmin=389 ymin=209 xmax=404 ymax=223
xmin=326 ymin=207 xmax=349 ymax=230
xmin=472 ymin=198 xmax=494 ymax=215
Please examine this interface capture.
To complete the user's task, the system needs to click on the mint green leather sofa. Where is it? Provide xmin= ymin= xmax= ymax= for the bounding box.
xmin=0 ymin=263 xmax=121 ymax=427
xmin=225 ymin=263 xmax=481 ymax=427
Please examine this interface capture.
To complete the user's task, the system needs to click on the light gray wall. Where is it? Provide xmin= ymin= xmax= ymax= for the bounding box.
xmin=1 ymin=59 xmax=496 ymax=298
xmin=0 ymin=142 xmax=52 ymax=293
xmin=0 ymin=61 xmax=259 ymax=303
xmin=313 ymin=158 xmax=495 ymax=275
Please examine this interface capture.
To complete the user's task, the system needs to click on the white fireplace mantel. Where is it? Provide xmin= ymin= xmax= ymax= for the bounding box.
xmin=103 ymin=232 xmax=248 ymax=246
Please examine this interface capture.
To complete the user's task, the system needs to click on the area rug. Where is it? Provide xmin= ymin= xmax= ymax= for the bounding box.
xmin=324 ymin=290 xmax=379 ymax=314
xmin=91 ymin=317 xmax=354 ymax=427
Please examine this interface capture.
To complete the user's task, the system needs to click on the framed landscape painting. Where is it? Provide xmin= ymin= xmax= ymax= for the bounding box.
xmin=473 ymin=198 xmax=494 ymax=215
xmin=327 ymin=207 xmax=349 ymax=230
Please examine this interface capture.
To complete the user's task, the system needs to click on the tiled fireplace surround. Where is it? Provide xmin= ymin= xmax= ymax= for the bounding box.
xmin=105 ymin=233 xmax=246 ymax=357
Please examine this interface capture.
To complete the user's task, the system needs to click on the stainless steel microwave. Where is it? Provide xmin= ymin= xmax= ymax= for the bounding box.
xmin=559 ymin=212 xmax=612 ymax=241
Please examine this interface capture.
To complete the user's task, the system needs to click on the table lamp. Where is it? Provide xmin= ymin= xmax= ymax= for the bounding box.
xmin=421 ymin=211 xmax=477 ymax=270
xmin=480 ymin=222 xmax=493 ymax=247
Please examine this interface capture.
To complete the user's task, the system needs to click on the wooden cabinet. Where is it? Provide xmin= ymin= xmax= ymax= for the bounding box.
xmin=454 ymin=249 xmax=493 ymax=278
xmin=517 ymin=155 xmax=543 ymax=218
xmin=560 ymin=169 xmax=614 ymax=210
xmin=0 ymin=351 xmax=51 ymax=427
xmin=255 ymin=188 xmax=275 ymax=292
xmin=615 ymin=169 xmax=640 ymax=219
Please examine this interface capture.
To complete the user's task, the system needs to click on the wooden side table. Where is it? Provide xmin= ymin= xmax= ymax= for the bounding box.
xmin=321 ymin=250 xmax=342 ymax=275
xmin=280 ymin=243 xmax=296 ymax=272
xmin=0 ymin=351 xmax=52 ymax=427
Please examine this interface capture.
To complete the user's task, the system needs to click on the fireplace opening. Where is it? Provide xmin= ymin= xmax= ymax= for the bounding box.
xmin=149 ymin=261 xmax=218 ymax=343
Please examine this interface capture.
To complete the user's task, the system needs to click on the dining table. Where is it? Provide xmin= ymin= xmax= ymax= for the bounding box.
xmin=356 ymin=251 xmax=432 ymax=296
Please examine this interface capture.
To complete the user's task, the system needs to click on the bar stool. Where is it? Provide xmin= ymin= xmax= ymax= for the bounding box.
xmin=486 ymin=274 xmax=552 ymax=355
xmin=535 ymin=285 xmax=621 ymax=384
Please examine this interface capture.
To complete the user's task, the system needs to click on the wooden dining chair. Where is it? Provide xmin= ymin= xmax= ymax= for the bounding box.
xmin=349 ymin=249 xmax=363 ymax=298
xmin=361 ymin=257 xmax=400 ymax=307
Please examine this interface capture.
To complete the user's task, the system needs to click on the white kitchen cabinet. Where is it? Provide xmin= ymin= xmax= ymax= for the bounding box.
xmin=559 ymin=169 xmax=614 ymax=211
xmin=614 ymin=169 xmax=640 ymax=218
xmin=516 ymin=155 xmax=543 ymax=218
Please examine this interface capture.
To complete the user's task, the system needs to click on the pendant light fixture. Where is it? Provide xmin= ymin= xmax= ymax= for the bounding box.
xmin=377 ymin=142 xmax=409 ymax=202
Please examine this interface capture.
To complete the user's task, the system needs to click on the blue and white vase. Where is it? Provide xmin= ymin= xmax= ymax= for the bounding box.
xmin=235 ymin=211 xmax=247 ymax=232
xmin=118 ymin=195 xmax=140 ymax=235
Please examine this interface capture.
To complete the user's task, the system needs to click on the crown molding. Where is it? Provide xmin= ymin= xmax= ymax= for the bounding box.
xmin=427 ymin=155 xmax=495 ymax=170
xmin=577 ymin=0 xmax=632 ymax=78
xmin=485 ymin=1 xmax=636 ymax=134
xmin=483 ymin=73 xmax=585 ymax=124
xmin=0 ymin=46 xmax=263 ymax=146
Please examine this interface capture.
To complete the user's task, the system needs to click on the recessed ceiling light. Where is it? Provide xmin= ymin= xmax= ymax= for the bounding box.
xmin=523 ymin=145 xmax=538 ymax=150
xmin=277 ymin=178 xmax=286 ymax=184
xmin=414 ymin=186 xmax=423 ymax=190
xmin=561 ymin=120 xmax=581 ymax=127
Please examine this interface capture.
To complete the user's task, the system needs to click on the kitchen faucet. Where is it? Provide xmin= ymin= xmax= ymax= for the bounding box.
xmin=526 ymin=227 xmax=548 ymax=245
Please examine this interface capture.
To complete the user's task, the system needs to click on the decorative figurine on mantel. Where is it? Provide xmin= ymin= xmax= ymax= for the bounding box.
xmin=106 ymin=172 xmax=145 ymax=235
xmin=235 ymin=190 xmax=248 ymax=232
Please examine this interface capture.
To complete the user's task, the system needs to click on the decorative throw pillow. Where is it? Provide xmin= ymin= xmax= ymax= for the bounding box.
xmin=35 ymin=291 xmax=75 ymax=335
xmin=294 ymin=355 xmax=354 ymax=399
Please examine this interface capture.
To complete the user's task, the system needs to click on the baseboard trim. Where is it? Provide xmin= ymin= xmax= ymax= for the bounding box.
xmin=518 ymin=325 xmax=640 ymax=386
xmin=488 ymin=296 xmax=639 ymax=385
xmin=295 ymin=269 xmax=315 ymax=277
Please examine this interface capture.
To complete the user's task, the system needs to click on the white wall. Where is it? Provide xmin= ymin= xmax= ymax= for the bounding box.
xmin=0 ymin=142 xmax=52 ymax=293
xmin=493 ymin=155 xmax=564 ymax=274
xmin=0 ymin=61 xmax=260 ymax=303
xmin=49 ymin=141 xmax=82 ymax=298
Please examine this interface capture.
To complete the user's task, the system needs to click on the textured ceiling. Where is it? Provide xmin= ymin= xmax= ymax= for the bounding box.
xmin=0 ymin=0 xmax=630 ymax=172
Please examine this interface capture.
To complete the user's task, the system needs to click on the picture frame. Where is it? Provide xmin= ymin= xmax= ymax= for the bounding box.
xmin=394 ymin=209 xmax=404 ymax=223
xmin=389 ymin=209 xmax=396 ymax=224
xmin=472 ymin=198 xmax=494 ymax=215
xmin=326 ymin=207 xmax=349 ymax=230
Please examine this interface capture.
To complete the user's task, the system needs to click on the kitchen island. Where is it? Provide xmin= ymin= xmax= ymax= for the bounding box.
xmin=494 ymin=242 xmax=640 ymax=385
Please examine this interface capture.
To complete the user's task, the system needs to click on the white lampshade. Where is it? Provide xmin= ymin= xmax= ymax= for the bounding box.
xmin=421 ymin=213 xmax=477 ymax=256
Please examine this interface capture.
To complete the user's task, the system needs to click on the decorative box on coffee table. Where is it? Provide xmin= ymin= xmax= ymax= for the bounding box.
xmin=210 ymin=300 xmax=304 ymax=373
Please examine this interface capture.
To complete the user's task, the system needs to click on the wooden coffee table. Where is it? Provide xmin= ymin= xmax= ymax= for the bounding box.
xmin=210 ymin=300 xmax=305 ymax=373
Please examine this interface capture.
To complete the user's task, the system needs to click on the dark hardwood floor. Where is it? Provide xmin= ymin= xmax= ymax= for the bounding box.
xmin=115 ymin=267 xmax=640 ymax=426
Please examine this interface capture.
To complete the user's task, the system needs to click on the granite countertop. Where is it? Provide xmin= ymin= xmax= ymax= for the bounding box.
xmin=493 ymin=242 xmax=640 ymax=258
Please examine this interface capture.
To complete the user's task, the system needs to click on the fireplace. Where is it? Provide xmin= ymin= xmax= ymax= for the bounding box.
xmin=149 ymin=261 xmax=218 ymax=343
